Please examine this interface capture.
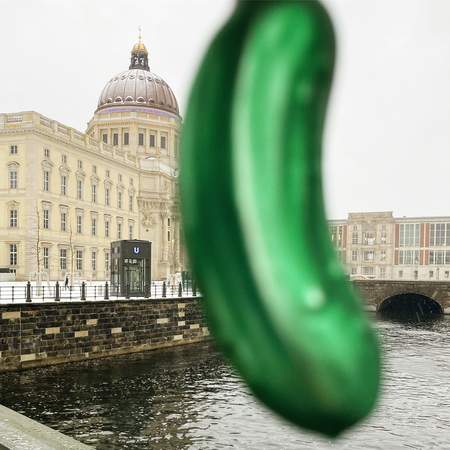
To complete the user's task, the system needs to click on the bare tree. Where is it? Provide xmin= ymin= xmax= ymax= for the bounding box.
xmin=69 ymin=222 xmax=74 ymax=286
xmin=35 ymin=204 xmax=41 ymax=275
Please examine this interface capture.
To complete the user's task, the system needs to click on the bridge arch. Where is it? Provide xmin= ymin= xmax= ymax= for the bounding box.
xmin=378 ymin=292 xmax=443 ymax=321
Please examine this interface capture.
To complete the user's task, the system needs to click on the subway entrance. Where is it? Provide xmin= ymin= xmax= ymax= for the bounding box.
xmin=111 ymin=240 xmax=151 ymax=297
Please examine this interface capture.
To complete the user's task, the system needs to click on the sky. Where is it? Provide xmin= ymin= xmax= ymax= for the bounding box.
xmin=1 ymin=0 xmax=450 ymax=219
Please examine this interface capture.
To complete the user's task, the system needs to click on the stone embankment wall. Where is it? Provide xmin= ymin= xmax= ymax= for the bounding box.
xmin=0 ymin=297 xmax=209 ymax=372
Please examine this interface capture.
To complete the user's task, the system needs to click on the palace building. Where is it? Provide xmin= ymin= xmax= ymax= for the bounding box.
xmin=330 ymin=211 xmax=450 ymax=281
xmin=0 ymin=39 xmax=185 ymax=281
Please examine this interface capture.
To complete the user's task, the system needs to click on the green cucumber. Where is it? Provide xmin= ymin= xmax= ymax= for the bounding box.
xmin=180 ymin=0 xmax=380 ymax=437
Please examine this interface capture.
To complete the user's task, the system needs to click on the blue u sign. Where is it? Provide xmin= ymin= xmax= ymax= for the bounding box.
xmin=133 ymin=247 xmax=140 ymax=255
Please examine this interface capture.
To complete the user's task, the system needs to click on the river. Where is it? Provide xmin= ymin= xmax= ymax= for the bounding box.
xmin=1 ymin=316 xmax=449 ymax=449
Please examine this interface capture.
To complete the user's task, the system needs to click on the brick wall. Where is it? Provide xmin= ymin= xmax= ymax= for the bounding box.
xmin=0 ymin=297 xmax=209 ymax=372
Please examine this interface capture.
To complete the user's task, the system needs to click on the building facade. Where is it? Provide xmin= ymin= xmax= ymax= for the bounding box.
xmin=0 ymin=39 xmax=184 ymax=281
xmin=330 ymin=211 xmax=450 ymax=281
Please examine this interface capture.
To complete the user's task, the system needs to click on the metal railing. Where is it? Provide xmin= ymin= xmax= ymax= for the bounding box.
xmin=0 ymin=281 xmax=198 ymax=304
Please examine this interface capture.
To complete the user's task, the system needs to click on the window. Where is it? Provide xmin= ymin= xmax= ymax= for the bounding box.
xmin=77 ymin=180 xmax=83 ymax=200
xmin=351 ymin=250 xmax=358 ymax=262
xmin=362 ymin=232 xmax=375 ymax=245
xmin=92 ymin=251 xmax=97 ymax=271
xmin=352 ymin=232 xmax=358 ymax=245
xmin=105 ymin=188 xmax=110 ymax=206
xmin=330 ymin=226 xmax=343 ymax=246
xmin=129 ymin=194 xmax=133 ymax=212
xmin=138 ymin=133 xmax=144 ymax=146
xmin=92 ymin=184 xmax=97 ymax=203
xmin=446 ymin=271 xmax=450 ymax=279
xmin=124 ymin=132 xmax=129 ymax=145
xmin=398 ymin=270 xmax=403 ymax=279
xmin=117 ymin=223 xmax=122 ymax=239
xmin=62 ymin=154 xmax=67 ymax=164
xmin=10 ymin=209 xmax=18 ymax=228
xmin=61 ymin=212 xmax=67 ymax=232
xmin=105 ymin=220 xmax=110 ymax=238
xmin=362 ymin=266 xmax=374 ymax=276
xmin=43 ymin=247 xmax=49 ymax=270
xmin=113 ymin=133 xmax=119 ymax=146
xmin=92 ymin=165 xmax=97 ymax=174
xmin=399 ymin=250 xmax=420 ymax=265
xmin=149 ymin=134 xmax=156 ymax=147
xmin=351 ymin=267 xmax=357 ymax=275
xmin=105 ymin=251 xmax=110 ymax=272
xmin=43 ymin=209 xmax=49 ymax=229
xmin=168 ymin=218 xmax=171 ymax=227
xmin=168 ymin=230 xmax=171 ymax=241
xmin=9 ymin=244 xmax=17 ymax=266
xmin=414 ymin=270 xmax=418 ymax=280
xmin=10 ymin=145 xmax=18 ymax=155
xmin=76 ymin=250 xmax=83 ymax=271
xmin=428 ymin=250 xmax=450 ymax=265
xmin=102 ymin=134 xmax=108 ymax=144
xmin=61 ymin=175 xmax=67 ymax=195
xmin=91 ymin=217 xmax=97 ymax=236
xmin=399 ymin=223 xmax=420 ymax=247
xmin=77 ymin=160 xmax=83 ymax=169
xmin=429 ymin=270 xmax=434 ymax=279
xmin=77 ymin=214 xmax=82 ymax=234
xmin=118 ymin=191 xmax=122 ymax=209
xmin=380 ymin=267 xmax=386 ymax=279
xmin=380 ymin=231 xmax=387 ymax=244
xmin=60 ymin=249 xmax=67 ymax=270
xmin=380 ymin=250 xmax=386 ymax=261
xmin=9 ymin=169 xmax=17 ymax=189
xmin=363 ymin=250 xmax=374 ymax=262
xmin=43 ymin=171 xmax=49 ymax=192
xmin=44 ymin=148 xmax=50 ymax=158
xmin=429 ymin=223 xmax=450 ymax=246
xmin=160 ymin=135 xmax=167 ymax=149
xmin=129 ymin=224 xmax=133 ymax=239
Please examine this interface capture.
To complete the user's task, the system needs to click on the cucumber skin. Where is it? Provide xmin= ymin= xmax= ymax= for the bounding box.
xmin=180 ymin=1 xmax=380 ymax=437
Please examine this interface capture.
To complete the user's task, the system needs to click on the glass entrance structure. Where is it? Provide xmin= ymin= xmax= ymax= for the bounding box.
xmin=111 ymin=240 xmax=151 ymax=297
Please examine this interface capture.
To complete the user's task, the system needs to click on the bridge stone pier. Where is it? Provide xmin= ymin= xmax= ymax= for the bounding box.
xmin=353 ymin=280 xmax=450 ymax=315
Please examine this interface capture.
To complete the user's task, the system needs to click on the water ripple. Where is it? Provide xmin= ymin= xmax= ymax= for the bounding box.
xmin=1 ymin=317 xmax=450 ymax=449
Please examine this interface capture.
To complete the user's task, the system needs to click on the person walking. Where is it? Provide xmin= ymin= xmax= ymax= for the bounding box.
xmin=64 ymin=275 xmax=69 ymax=290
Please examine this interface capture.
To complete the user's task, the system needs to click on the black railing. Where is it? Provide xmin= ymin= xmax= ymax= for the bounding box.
xmin=0 ymin=281 xmax=199 ymax=303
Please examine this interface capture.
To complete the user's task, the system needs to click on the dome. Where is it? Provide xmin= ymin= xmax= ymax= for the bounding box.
xmin=96 ymin=40 xmax=179 ymax=116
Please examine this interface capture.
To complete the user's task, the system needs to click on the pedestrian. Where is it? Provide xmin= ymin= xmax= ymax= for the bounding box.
xmin=64 ymin=275 xmax=69 ymax=290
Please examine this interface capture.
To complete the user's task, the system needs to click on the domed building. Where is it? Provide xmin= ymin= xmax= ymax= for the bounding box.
xmin=87 ymin=40 xmax=183 ymax=280
xmin=0 ymin=39 xmax=184 ymax=281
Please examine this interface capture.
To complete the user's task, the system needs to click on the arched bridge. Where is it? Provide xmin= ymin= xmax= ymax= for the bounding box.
xmin=353 ymin=280 xmax=450 ymax=315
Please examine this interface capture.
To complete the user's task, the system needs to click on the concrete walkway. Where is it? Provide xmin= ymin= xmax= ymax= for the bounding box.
xmin=0 ymin=405 xmax=91 ymax=450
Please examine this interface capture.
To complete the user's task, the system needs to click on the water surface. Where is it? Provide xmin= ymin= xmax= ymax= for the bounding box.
xmin=1 ymin=317 xmax=450 ymax=449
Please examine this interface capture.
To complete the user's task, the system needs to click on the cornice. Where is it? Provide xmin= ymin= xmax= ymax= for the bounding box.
xmin=1 ymin=127 xmax=140 ymax=171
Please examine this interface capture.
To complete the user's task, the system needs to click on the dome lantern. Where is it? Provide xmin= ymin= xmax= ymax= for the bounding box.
xmin=129 ymin=28 xmax=149 ymax=71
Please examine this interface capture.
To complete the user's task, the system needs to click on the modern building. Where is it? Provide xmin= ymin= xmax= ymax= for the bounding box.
xmin=0 ymin=38 xmax=185 ymax=281
xmin=330 ymin=211 xmax=450 ymax=281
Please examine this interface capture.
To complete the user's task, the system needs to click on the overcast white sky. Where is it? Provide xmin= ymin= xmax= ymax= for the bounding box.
xmin=1 ymin=0 xmax=450 ymax=219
